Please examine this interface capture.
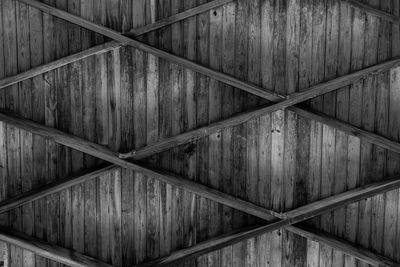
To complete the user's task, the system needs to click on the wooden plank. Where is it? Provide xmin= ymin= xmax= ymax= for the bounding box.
xmin=145 ymin=0 xmax=160 ymax=261
xmin=346 ymin=0 xmax=400 ymax=24
xmin=388 ymin=2 xmax=400 ymax=263
xmin=3 ymin=0 xmax=23 ymax=265
xmin=232 ymin=0 xmax=248 ymax=265
xmin=181 ymin=0 xmax=197 ymax=266
xmin=207 ymin=1 xmax=223 ymax=266
xmin=257 ymin=0 xmax=273 ymax=265
xmin=288 ymin=224 xmax=399 ymax=267
xmin=16 ymin=1 xmax=35 ymax=266
xmin=131 ymin=0 xmax=147 ymax=263
xmin=195 ymin=0 xmax=210 ymax=265
xmin=41 ymin=1 xmax=59 ymax=266
xmin=136 ymin=176 xmax=400 ymax=266
xmin=0 ymin=165 xmax=116 ymax=214
xmin=157 ymin=0 xmax=173 ymax=259
xmin=282 ymin=0 xmax=299 ymax=265
xmin=0 ymin=227 xmax=114 ymax=267
xmin=119 ymin=0 xmax=134 ymax=264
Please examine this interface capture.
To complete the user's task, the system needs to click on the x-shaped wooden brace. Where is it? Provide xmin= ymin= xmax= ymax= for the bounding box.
xmin=0 ymin=0 xmax=399 ymax=266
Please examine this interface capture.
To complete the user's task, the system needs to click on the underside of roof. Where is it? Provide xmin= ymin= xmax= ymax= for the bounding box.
xmin=0 ymin=0 xmax=399 ymax=266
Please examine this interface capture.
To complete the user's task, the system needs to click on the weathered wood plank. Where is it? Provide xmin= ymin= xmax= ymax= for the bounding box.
xmin=220 ymin=2 xmax=236 ymax=266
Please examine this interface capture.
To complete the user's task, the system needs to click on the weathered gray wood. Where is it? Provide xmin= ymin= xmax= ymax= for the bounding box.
xmin=290 ymin=106 xmax=400 ymax=154
xmin=135 ymin=175 xmax=400 ymax=266
xmin=288 ymin=224 xmax=400 ymax=267
xmin=17 ymin=0 xmax=283 ymax=101
xmin=0 ymin=227 xmax=114 ymax=267
xmin=120 ymin=56 xmax=400 ymax=159
xmin=125 ymin=0 xmax=231 ymax=37
xmin=1 ymin=0 xmax=231 ymax=91
xmin=346 ymin=0 xmax=400 ymax=24
xmin=0 ymin=111 xmax=281 ymax=221
xmin=0 ymin=165 xmax=117 ymax=214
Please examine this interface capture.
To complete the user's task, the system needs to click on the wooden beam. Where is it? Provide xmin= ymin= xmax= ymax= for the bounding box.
xmin=287 ymin=224 xmax=400 ymax=267
xmin=346 ymin=0 xmax=400 ymax=24
xmin=0 ymin=164 xmax=117 ymax=214
xmin=0 ymin=0 xmax=231 ymax=90
xmin=135 ymin=176 xmax=400 ymax=266
xmin=0 ymin=227 xmax=113 ymax=267
xmin=17 ymin=0 xmax=283 ymax=101
xmin=120 ymin=57 xmax=400 ymax=159
xmin=0 ymin=110 xmax=282 ymax=221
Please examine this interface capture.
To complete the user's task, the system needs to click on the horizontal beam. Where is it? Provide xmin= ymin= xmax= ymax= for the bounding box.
xmin=0 ymin=227 xmax=113 ymax=267
xmin=120 ymin=58 xmax=400 ymax=159
xmin=135 ymin=176 xmax=400 ymax=266
xmin=1 ymin=0 xmax=230 ymax=90
xmin=18 ymin=0 xmax=283 ymax=101
xmin=346 ymin=0 xmax=400 ymax=24
xmin=0 ymin=111 xmax=281 ymax=221
xmin=0 ymin=164 xmax=117 ymax=214
xmin=288 ymin=224 xmax=399 ymax=267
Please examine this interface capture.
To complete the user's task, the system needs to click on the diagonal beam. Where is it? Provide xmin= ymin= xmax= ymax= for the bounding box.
xmin=16 ymin=0 xmax=400 ymax=161
xmin=288 ymin=224 xmax=400 ymax=267
xmin=0 ymin=227 xmax=114 ymax=267
xmin=0 ymin=164 xmax=117 ymax=214
xmin=120 ymin=59 xmax=400 ymax=159
xmin=0 ymin=0 xmax=231 ymax=90
xmin=345 ymin=0 xmax=400 ymax=24
xmin=17 ymin=0 xmax=283 ymax=101
xmin=0 ymin=110 xmax=282 ymax=221
xmin=136 ymin=176 xmax=400 ymax=266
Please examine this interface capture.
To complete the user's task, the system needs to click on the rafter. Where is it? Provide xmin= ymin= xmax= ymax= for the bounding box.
xmin=346 ymin=0 xmax=400 ymax=24
xmin=137 ymin=176 xmax=400 ymax=266
xmin=0 ymin=227 xmax=113 ymax=267
xmin=0 ymin=0 xmax=231 ymax=90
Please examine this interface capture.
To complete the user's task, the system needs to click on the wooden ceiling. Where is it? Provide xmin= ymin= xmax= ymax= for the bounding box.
xmin=0 ymin=0 xmax=399 ymax=266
